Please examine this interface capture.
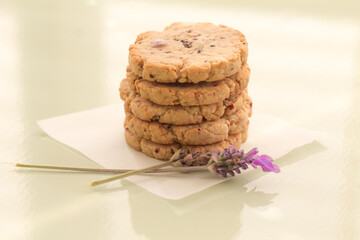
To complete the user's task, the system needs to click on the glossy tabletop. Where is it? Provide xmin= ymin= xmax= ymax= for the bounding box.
xmin=0 ymin=0 xmax=359 ymax=239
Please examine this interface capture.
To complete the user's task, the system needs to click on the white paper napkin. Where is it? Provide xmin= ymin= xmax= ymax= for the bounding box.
xmin=37 ymin=104 xmax=316 ymax=200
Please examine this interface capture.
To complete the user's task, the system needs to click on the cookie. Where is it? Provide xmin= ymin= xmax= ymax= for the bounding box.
xmin=126 ymin=91 xmax=250 ymax=125
xmin=128 ymin=22 xmax=248 ymax=83
xmin=125 ymin=128 xmax=248 ymax=160
xmin=119 ymin=76 xmax=132 ymax=101
xmin=224 ymin=91 xmax=252 ymax=116
xmin=128 ymin=94 xmax=225 ymax=125
xmin=125 ymin=64 xmax=250 ymax=106
xmin=124 ymin=109 xmax=249 ymax=145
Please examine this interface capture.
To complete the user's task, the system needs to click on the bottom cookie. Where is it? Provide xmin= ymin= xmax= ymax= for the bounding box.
xmin=124 ymin=127 xmax=248 ymax=161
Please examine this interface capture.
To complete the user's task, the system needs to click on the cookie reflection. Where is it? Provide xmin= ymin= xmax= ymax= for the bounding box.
xmin=126 ymin=179 xmax=278 ymax=240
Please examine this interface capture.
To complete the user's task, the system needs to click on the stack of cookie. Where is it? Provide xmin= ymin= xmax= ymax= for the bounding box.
xmin=120 ymin=22 xmax=252 ymax=160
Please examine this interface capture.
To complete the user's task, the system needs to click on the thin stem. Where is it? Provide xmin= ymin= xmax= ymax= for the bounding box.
xmin=13 ymin=163 xmax=207 ymax=174
xmin=89 ymin=160 xmax=176 ymax=187
xmin=15 ymin=163 xmax=129 ymax=173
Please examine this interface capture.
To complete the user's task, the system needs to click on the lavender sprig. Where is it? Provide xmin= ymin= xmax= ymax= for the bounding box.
xmin=174 ymin=144 xmax=280 ymax=178
xmin=9 ymin=145 xmax=280 ymax=187
xmin=89 ymin=145 xmax=280 ymax=186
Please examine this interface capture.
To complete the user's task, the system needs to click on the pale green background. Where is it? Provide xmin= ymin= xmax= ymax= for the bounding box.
xmin=0 ymin=0 xmax=359 ymax=239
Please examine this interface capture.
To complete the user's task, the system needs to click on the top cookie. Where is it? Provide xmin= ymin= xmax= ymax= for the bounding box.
xmin=129 ymin=22 xmax=248 ymax=83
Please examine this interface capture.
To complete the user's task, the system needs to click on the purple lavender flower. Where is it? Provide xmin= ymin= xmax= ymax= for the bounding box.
xmin=251 ymin=154 xmax=280 ymax=173
xmin=206 ymin=145 xmax=280 ymax=177
xmin=172 ymin=144 xmax=279 ymax=178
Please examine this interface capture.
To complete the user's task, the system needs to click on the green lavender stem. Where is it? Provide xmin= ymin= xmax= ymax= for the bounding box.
xmin=13 ymin=163 xmax=207 ymax=174
xmin=89 ymin=160 xmax=176 ymax=187
xmin=89 ymin=149 xmax=186 ymax=187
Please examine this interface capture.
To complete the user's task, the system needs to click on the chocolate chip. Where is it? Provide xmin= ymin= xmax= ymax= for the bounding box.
xmin=184 ymin=42 xmax=192 ymax=48
xmin=155 ymin=148 xmax=159 ymax=153
xmin=182 ymin=41 xmax=192 ymax=48
xmin=187 ymin=30 xmax=192 ymax=33
xmin=210 ymin=44 xmax=215 ymax=47
xmin=150 ymin=74 xmax=154 ymax=78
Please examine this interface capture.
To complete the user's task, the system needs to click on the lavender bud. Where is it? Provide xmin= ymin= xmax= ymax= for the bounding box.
xmin=221 ymin=171 xmax=227 ymax=178
xmin=208 ymin=164 xmax=218 ymax=174
xmin=169 ymin=149 xmax=182 ymax=161
xmin=210 ymin=154 xmax=220 ymax=163
xmin=243 ymin=148 xmax=259 ymax=161
xmin=183 ymin=154 xmax=194 ymax=166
